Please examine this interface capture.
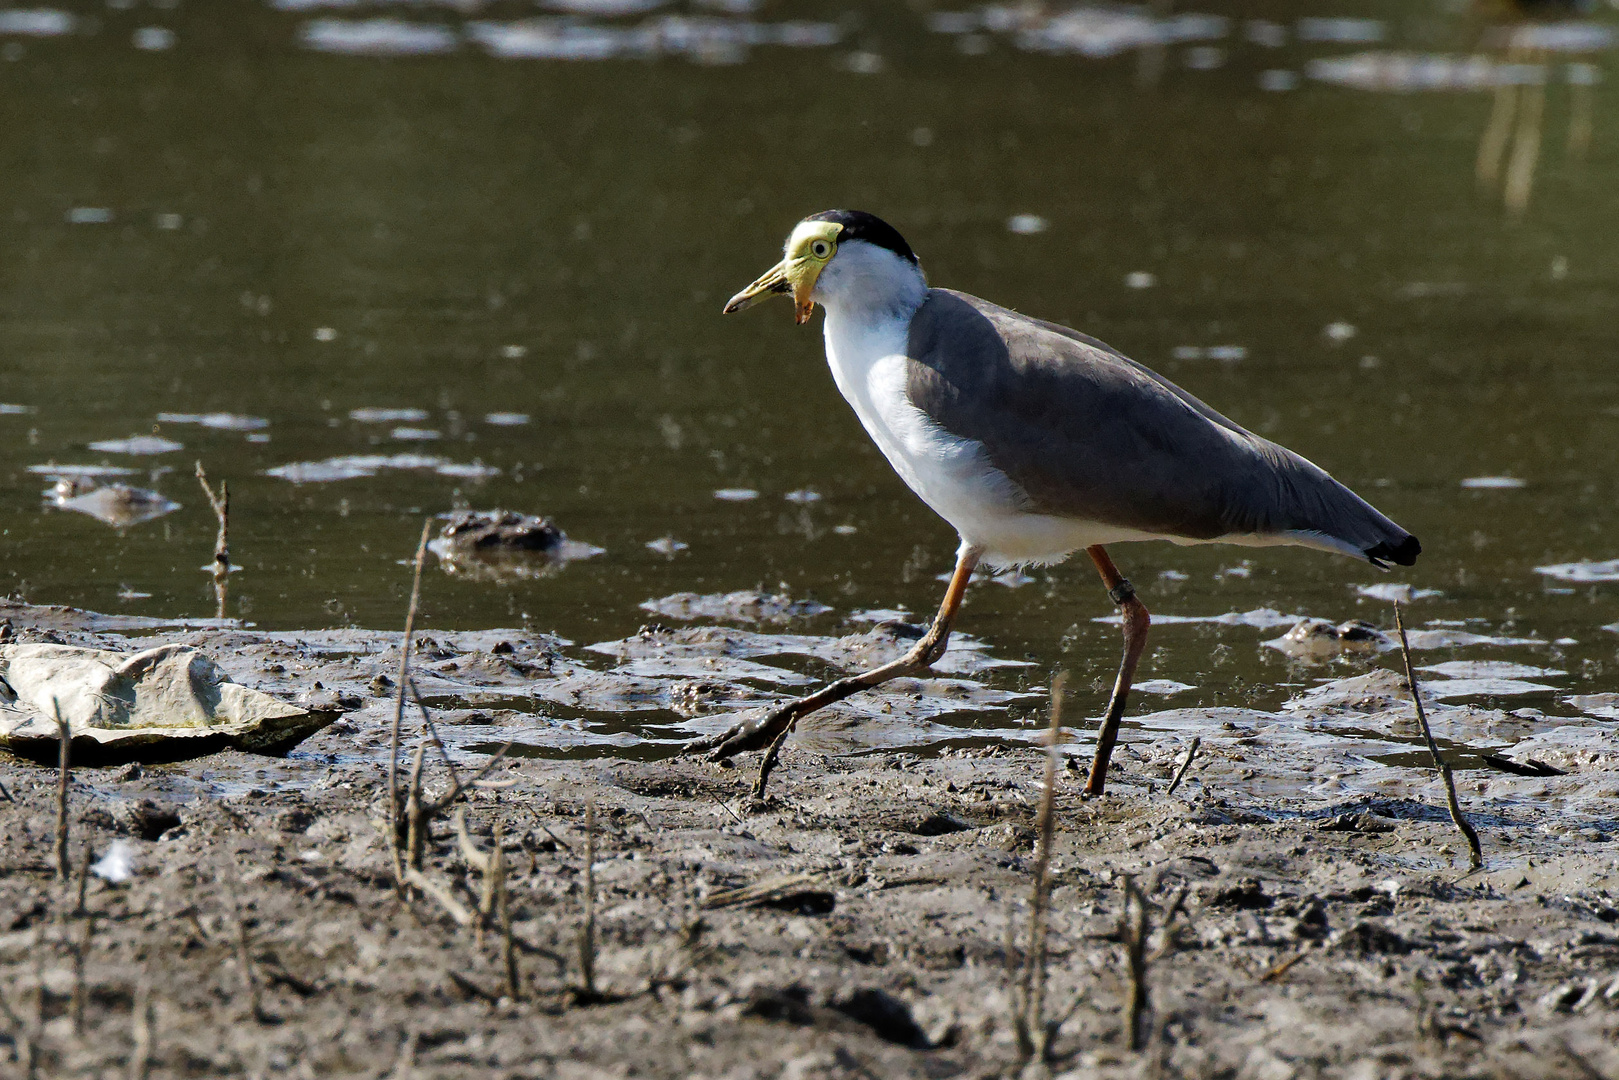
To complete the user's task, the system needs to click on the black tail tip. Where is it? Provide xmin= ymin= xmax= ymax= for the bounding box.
xmin=1365 ymin=534 xmax=1421 ymax=569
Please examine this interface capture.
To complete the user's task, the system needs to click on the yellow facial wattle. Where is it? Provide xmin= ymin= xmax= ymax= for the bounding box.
xmin=722 ymin=220 xmax=843 ymax=324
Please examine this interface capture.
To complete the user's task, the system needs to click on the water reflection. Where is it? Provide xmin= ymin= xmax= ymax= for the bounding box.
xmin=0 ymin=0 xmax=1617 ymax=752
xmin=44 ymin=479 xmax=180 ymax=529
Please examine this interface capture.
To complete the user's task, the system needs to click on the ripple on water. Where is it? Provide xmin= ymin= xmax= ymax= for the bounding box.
xmin=265 ymin=453 xmax=501 ymax=483
xmin=1536 ymin=559 xmax=1619 ymax=583
xmin=1134 ymin=679 xmax=1197 ymax=695
xmin=156 ymin=412 xmax=269 ymax=431
xmin=87 ymin=436 xmax=183 ymax=455
xmin=1356 ymin=583 xmax=1443 ymax=602
xmin=0 ymin=10 xmax=74 ymax=36
xmin=27 ymin=464 xmax=137 ymax=479
xmin=390 ymin=427 xmax=441 ymax=441
xmin=349 ymin=407 xmax=429 ymax=424
xmin=1096 ymin=606 xmax=1304 ymax=629
xmin=463 ymin=15 xmax=842 ymax=63
xmin=300 ymin=18 xmax=458 ymax=55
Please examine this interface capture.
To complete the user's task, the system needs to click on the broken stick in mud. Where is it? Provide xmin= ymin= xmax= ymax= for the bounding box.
xmin=387 ymin=520 xmax=432 ymax=892
xmin=195 ymin=461 xmax=230 ymax=620
xmin=1394 ymin=601 xmax=1484 ymax=870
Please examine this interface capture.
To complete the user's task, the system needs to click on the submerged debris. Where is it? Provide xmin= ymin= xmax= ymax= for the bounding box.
xmin=43 ymin=478 xmax=180 ymax=528
xmin=1266 ymin=617 xmax=1387 ymax=659
xmin=429 ymin=510 xmax=605 ymax=581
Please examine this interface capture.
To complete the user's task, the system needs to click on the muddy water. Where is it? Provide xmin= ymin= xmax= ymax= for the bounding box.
xmin=2 ymin=1 xmax=1619 ymax=751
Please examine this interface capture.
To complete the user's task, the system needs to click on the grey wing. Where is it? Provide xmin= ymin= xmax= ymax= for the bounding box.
xmin=904 ymin=290 xmax=1419 ymax=565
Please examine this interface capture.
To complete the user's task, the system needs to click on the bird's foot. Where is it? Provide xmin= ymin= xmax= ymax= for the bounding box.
xmin=682 ymin=700 xmax=798 ymax=761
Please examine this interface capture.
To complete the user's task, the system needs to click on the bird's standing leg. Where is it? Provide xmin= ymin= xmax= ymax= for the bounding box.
xmin=1083 ymin=545 xmax=1150 ymax=797
xmin=685 ymin=544 xmax=983 ymax=798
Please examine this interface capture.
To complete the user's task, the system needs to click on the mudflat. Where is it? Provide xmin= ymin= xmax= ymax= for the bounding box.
xmin=1 ymin=598 xmax=1616 ymax=1079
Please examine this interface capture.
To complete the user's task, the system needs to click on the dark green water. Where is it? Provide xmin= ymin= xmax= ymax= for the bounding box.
xmin=3 ymin=0 xmax=1618 ymax=733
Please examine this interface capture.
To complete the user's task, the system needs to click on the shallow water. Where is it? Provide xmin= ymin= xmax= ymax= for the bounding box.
xmin=3 ymin=1 xmax=1619 ymax=749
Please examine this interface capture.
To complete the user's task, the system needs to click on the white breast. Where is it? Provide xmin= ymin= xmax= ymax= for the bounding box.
xmin=822 ymin=310 xmax=1152 ymax=567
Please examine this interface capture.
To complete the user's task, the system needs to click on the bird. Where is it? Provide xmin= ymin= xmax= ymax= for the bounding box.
xmin=690 ymin=209 xmax=1421 ymax=798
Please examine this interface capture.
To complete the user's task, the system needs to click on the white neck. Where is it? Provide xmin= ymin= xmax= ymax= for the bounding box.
xmin=812 ymin=239 xmax=927 ymax=327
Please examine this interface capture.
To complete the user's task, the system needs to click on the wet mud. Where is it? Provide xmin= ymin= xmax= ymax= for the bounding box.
xmin=1 ymin=598 xmax=1617 ymax=1078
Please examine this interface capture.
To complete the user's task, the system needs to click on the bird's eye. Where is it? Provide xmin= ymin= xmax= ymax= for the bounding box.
xmin=810 ymin=239 xmax=833 ymax=259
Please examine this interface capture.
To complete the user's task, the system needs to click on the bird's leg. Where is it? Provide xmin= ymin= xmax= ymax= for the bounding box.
xmin=684 ymin=544 xmax=983 ymax=797
xmin=1083 ymin=545 xmax=1151 ymax=798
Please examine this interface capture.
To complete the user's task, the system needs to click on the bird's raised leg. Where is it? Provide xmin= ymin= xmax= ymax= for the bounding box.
xmin=685 ymin=543 xmax=983 ymax=798
xmin=1083 ymin=545 xmax=1151 ymax=797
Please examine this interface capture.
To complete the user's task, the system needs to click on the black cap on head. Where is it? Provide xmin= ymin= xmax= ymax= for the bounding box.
xmin=804 ymin=210 xmax=918 ymax=266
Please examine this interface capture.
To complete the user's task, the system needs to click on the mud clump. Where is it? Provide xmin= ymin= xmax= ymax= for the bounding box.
xmin=436 ymin=509 xmax=565 ymax=553
xmin=428 ymin=510 xmax=605 ymax=581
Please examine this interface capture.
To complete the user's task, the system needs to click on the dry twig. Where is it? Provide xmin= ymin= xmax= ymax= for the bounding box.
xmin=578 ymin=800 xmax=598 ymax=999
xmin=128 ymin=971 xmax=154 ymax=1080
xmin=1393 ymin=603 xmax=1483 ymax=870
xmin=1260 ymin=948 xmax=1310 ymax=983
xmin=1165 ymin=736 xmax=1201 ymax=797
xmin=231 ymin=901 xmax=265 ymax=1022
xmin=403 ymin=867 xmax=473 ymax=927
xmin=71 ymin=912 xmax=93 ymax=1036
xmin=195 ymin=461 xmax=230 ymax=620
xmin=1119 ymin=875 xmax=1151 ymax=1051
xmin=701 ymin=872 xmax=831 ymax=911
xmin=495 ymin=822 xmax=520 ymax=1000
xmin=1011 ymin=673 xmax=1067 ymax=1065
xmin=74 ymin=840 xmax=92 ymax=916
xmin=53 ymin=697 xmax=70 ymax=881
xmin=388 ymin=520 xmax=433 ymax=892
xmin=0 ymin=980 xmax=37 ymax=1080
xmin=398 ymin=682 xmax=511 ymax=872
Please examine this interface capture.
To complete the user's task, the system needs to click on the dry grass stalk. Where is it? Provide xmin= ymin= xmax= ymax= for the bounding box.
xmin=53 ymin=697 xmax=70 ymax=881
xmin=494 ymin=823 xmax=519 ymax=1000
xmin=701 ymin=872 xmax=828 ymax=911
xmin=386 ymin=1031 xmax=418 ymax=1080
xmin=388 ymin=520 xmax=433 ymax=892
xmin=0 ymin=979 xmax=38 ymax=1079
xmin=453 ymin=808 xmax=502 ymax=947
xmin=1393 ymin=603 xmax=1483 ymax=870
xmin=578 ymin=800 xmax=598 ymax=999
xmin=402 ymin=867 xmax=472 ymax=927
xmin=74 ymin=840 xmax=92 ymax=915
xmin=398 ymin=683 xmax=511 ymax=872
xmin=128 ymin=972 xmax=153 ymax=1080
xmin=1148 ymin=886 xmax=1189 ymax=962
xmin=1260 ymin=949 xmax=1309 ymax=983
xmin=1011 ymin=673 xmax=1066 ymax=1065
xmin=232 ymin=905 xmax=264 ymax=1021
xmin=1119 ymin=874 xmax=1151 ymax=1051
xmin=195 ymin=461 xmax=230 ymax=619
xmin=29 ymin=946 xmax=46 ymax=1078
xmin=71 ymin=912 xmax=93 ymax=1036
xmin=1165 ymin=736 xmax=1201 ymax=797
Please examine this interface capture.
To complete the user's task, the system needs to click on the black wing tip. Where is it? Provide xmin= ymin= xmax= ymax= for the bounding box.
xmin=1365 ymin=534 xmax=1421 ymax=569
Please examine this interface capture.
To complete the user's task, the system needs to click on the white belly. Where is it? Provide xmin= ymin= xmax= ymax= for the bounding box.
xmin=823 ymin=312 xmax=1154 ymax=567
